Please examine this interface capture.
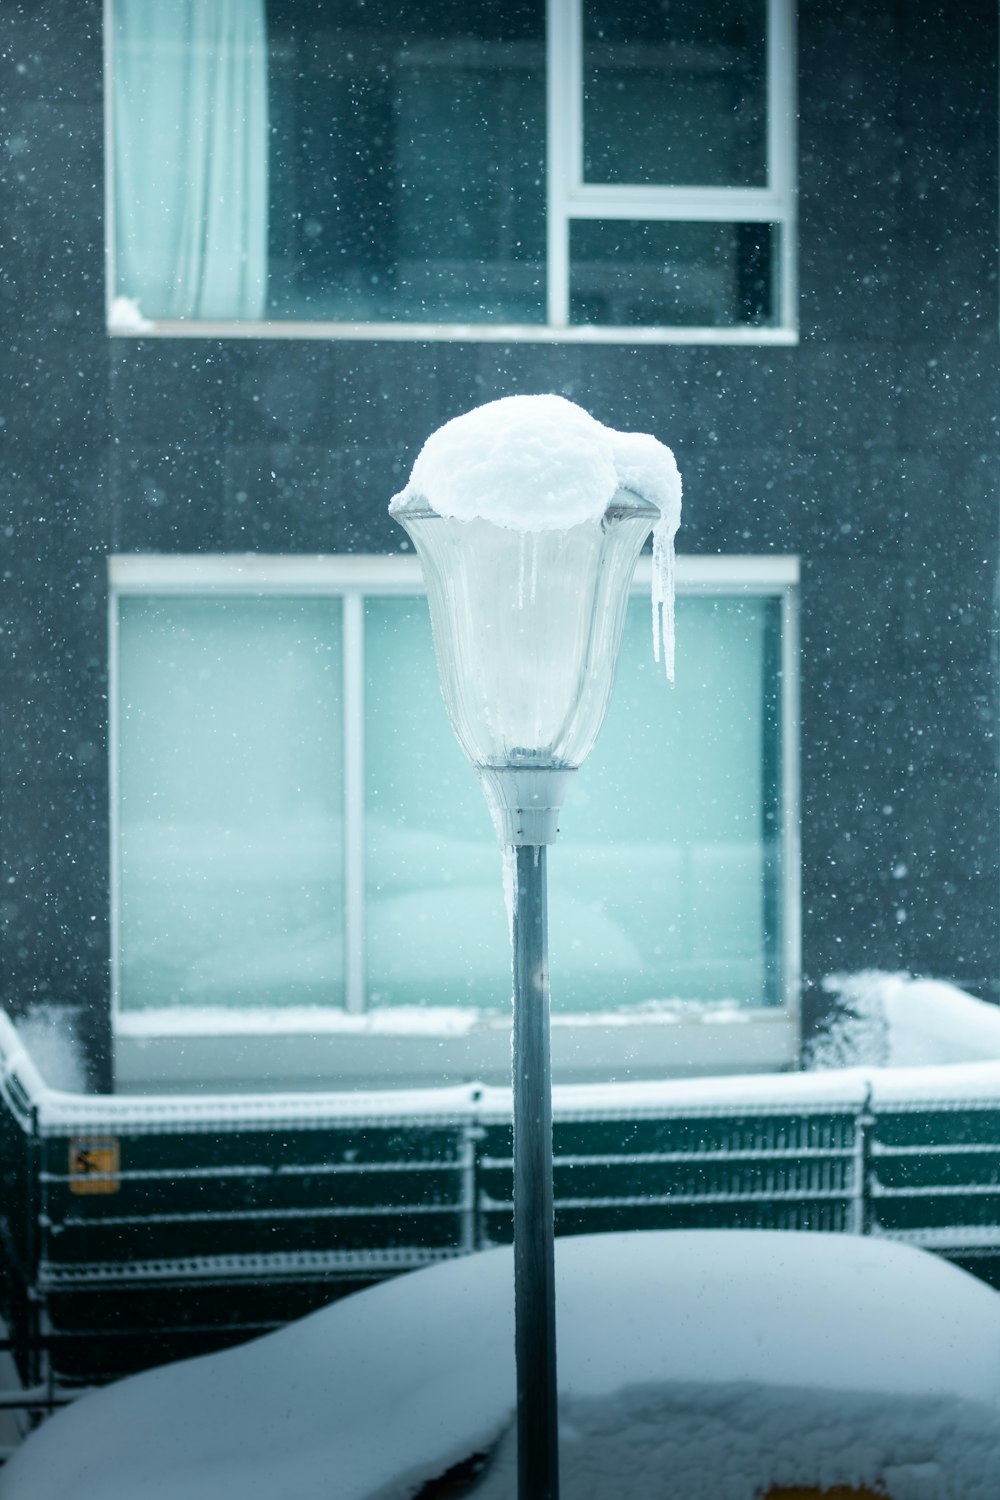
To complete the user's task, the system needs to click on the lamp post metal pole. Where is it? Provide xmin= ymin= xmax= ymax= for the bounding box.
xmin=511 ymin=842 xmax=559 ymax=1500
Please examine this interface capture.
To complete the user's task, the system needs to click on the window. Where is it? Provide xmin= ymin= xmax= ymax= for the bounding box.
xmin=109 ymin=555 xmax=799 ymax=1089
xmin=107 ymin=0 xmax=796 ymax=342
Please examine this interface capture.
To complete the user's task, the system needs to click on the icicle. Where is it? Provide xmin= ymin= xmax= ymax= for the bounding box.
xmin=529 ymin=530 xmax=540 ymax=606
xmin=516 ymin=531 xmax=528 ymax=609
xmin=651 ymin=510 xmax=679 ymax=682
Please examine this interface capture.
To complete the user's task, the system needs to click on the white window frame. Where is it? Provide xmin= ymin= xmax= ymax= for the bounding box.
xmin=108 ymin=553 xmax=800 ymax=1092
xmin=104 ymin=0 xmax=797 ymax=347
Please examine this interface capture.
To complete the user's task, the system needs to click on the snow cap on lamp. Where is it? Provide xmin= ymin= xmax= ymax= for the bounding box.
xmin=391 ymin=395 xmax=682 ymax=845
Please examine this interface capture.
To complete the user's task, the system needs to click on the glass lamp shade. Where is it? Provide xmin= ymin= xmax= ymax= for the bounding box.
xmin=393 ymin=489 xmax=657 ymax=839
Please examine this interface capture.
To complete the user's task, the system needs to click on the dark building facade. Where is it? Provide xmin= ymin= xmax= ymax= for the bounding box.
xmin=0 ymin=0 xmax=997 ymax=1093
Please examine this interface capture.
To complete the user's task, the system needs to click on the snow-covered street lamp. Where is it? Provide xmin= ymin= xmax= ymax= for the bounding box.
xmin=391 ymin=395 xmax=681 ymax=1500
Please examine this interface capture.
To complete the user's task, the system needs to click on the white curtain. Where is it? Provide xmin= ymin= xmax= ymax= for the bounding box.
xmin=114 ymin=0 xmax=268 ymax=321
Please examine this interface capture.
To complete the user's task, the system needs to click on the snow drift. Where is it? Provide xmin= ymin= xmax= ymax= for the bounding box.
xmin=5 ymin=1231 xmax=1000 ymax=1500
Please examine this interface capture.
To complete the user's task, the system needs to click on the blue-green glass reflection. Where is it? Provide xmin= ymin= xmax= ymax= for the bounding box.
xmin=365 ymin=596 xmax=510 ymax=1009
xmin=117 ymin=597 xmax=345 ymax=1009
xmin=553 ymin=595 xmax=781 ymax=1010
xmin=365 ymin=594 xmax=782 ymax=1012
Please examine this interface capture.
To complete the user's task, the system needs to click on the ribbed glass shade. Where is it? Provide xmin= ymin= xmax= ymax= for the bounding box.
xmin=393 ymin=489 xmax=657 ymax=771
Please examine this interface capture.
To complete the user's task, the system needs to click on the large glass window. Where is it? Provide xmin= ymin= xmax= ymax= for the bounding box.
xmin=108 ymin=0 xmax=795 ymax=337
xmin=111 ymin=559 xmax=794 ymax=1023
xmin=116 ymin=596 xmax=345 ymax=1009
xmin=266 ymin=1 xmax=546 ymax=325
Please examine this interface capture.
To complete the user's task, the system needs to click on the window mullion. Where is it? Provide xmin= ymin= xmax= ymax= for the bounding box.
xmin=342 ymin=591 xmax=366 ymax=1014
xmin=767 ymin=0 xmax=794 ymax=201
xmin=108 ymin=580 xmax=123 ymax=1024
xmin=546 ymin=0 xmax=577 ymax=326
xmin=103 ymin=0 xmax=118 ymax=329
xmin=768 ymin=0 xmax=798 ymax=330
xmin=780 ymin=580 xmax=802 ymax=1025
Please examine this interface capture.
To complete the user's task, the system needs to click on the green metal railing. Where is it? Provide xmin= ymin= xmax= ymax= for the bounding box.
xmin=3 ymin=1013 xmax=1000 ymax=1418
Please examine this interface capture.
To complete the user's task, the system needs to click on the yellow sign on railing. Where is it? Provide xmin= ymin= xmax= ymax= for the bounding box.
xmin=69 ymin=1138 xmax=121 ymax=1195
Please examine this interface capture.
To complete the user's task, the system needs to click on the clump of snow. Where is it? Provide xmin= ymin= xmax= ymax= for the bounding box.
xmin=12 ymin=1004 xmax=89 ymax=1092
xmin=807 ymin=971 xmax=1000 ymax=1071
xmin=5 ymin=1231 xmax=1000 ymax=1500
xmin=108 ymin=295 xmax=154 ymax=333
xmin=390 ymin=395 xmax=682 ymax=677
xmin=806 ymin=974 xmax=890 ymax=1070
xmin=392 ymin=395 xmax=619 ymax=532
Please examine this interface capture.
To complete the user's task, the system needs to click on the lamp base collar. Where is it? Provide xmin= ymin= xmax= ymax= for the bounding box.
xmin=476 ymin=766 xmax=577 ymax=847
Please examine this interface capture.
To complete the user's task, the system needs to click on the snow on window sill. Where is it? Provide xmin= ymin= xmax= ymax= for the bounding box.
xmin=105 ymin=317 xmax=800 ymax=348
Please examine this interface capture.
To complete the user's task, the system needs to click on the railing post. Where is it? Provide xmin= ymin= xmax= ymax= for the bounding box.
xmin=851 ymin=1088 xmax=875 ymax=1237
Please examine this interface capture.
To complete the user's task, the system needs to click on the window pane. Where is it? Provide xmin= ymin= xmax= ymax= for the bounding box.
xmin=582 ymin=0 xmax=767 ymax=187
xmin=364 ymin=596 xmax=510 ymax=1010
xmin=117 ymin=597 xmax=345 ymax=1010
xmin=113 ymin=0 xmax=270 ymax=321
xmin=555 ymin=596 xmax=783 ymax=1011
xmin=570 ymin=220 xmax=777 ymax=327
xmin=364 ymin=593 xmax=783 ymax=1014
xmin=267 ymin=0 xmax=546 ymax=322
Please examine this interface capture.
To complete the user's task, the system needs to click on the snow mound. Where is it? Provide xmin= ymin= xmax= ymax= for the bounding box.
xmin=808 ymin=971 xmax=1000 ymax=1070
xmin=12 ymin=1004 xmax=89 ymax=1092
xmin=108 ymin=295 xmax=154 ymax=333
xmin=5 ymin=1231 xmax=1000 ymax=1500
xmin=390 ymin=394 xmax=683 ymax=676
xmin=390 ymin=394 xmax=680 ymax=535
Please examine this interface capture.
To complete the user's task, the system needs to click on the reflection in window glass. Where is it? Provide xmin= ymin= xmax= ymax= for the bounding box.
xmin=364 ymin=594 xmax=783 ymax=1012
xmin=113 ymin=0 xmax=270 ymax=321
xmin=582 ymin=0 xmax=767 ymax=187
xmin=112 ymin=1 xmax=789 ymax=331
xmin=267 ymin=0 xmax=546 ymax=322
xmin=117 ymin=590 xmax=782 ymax=1016
xmin=117 ymin=597 xmax=345 ymax=1009
xmin=113 ymin=1 xmax=546 ymax=324
xmin=554 ymin=595 xmax=782 ymax=1011
xmin=364 ymin=596 xmax=510 ymax=1010
xmin=570 ymin=220 xmax=776 ymax=327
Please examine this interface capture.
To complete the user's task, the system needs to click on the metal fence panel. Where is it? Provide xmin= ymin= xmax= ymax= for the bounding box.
xmin=6 ymin=1013 xmax=1000 ymax=1402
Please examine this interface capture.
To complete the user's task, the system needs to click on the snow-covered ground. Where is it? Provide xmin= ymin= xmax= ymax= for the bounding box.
xmin=0 ymin=1329 xmax=29 ymax=1471
xmin=3 ymin=1231 xmax=1000 ymax=1500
